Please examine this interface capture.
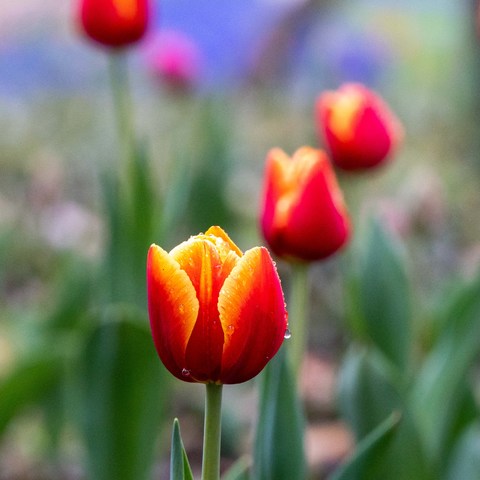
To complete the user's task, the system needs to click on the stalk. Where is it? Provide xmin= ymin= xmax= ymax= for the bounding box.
xmin=288 ymin=262 xmax=310 ymax=377
xmin=201 ymin=383 xmax=223 ymax=480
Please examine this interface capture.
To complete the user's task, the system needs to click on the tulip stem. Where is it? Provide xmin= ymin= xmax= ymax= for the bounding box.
xmin=108 ymin=51 xmax=135 ymax=191
xmin=202 ymin=383 xmax=223 ymax=480
xmin=289 ymin=262 xmax=310 ymax=377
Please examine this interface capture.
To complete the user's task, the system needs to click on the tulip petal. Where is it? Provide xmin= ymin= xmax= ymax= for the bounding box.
xmin=203 ymin=226 xmax=243 ymax=259
xmin=262 ymin=148 xmax=350 ymax=261
xmin=218 ymin=247 xmax=287 ymax=384
xmin=147 ymin=245 xmax=199 ymax=381
xmin=80 ymin=0 xmax=148 ymax=48
xmin=322 ymin=88 xmax=365 ymax=143
xmin=269 ymin=147 xmax=321 ymax=233
xmin=284 ymin=151 xmax=350 ymax=260
xmin=317 ymin=83 xmax=403 ymax=170
xmin=113 ymin=0 xmax=139 ymax=20
xmin=171 ymin=239 xmax=231 ymax=382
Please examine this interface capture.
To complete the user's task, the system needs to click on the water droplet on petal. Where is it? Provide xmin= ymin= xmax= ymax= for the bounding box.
xmin=178 ymin=304 xmax=185 ymax=315
xmin=181 ymin=368 xmax=191 ymax=377
xmin=284 ymin=328 xmax=292 ymax=339
xmin=226 ymin=324 xmax=235 ymax=334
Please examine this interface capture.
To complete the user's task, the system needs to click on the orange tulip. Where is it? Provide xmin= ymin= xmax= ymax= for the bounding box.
xmin=147 ymin=226 xmax=288 ymax=384
xmin=79 ymin=0 xmax=149 ymax=48
xmin=260 ymin=147 xmax=350 ymax=262
xmin=316 ymin=83 xmax=403 ymax=170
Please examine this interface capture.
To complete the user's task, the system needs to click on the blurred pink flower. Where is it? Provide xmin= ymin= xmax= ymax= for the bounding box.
xmin=144 ymin=30 xmax=202 ymax=91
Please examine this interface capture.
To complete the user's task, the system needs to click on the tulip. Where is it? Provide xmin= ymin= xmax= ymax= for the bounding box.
xmin=79 ymin=0 xmax=149 ymax=48
xmin=316 ymin=83 xmax=403 ymax=170
xmin=147 ymin=226 xmax=288 ymax=384
xmin=144 ymin=30 xmax=202 ymax=92
xmin=260 ymin=147 xmax=351 ymax=262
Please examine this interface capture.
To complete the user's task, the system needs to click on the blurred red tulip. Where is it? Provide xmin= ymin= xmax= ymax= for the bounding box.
xmin=79 ymin=0 xmax=149 ymax=48
xmin=147 ymin=226 xmax=288 ymax=384
xmin=260 ymin=147 xmax=351 ymax=262
xmin=316 ymin=83 xmax=403 ymax=171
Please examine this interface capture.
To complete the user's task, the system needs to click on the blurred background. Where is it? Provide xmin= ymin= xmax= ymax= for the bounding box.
xmin=1 ymin=0 xmax=480 ymax=478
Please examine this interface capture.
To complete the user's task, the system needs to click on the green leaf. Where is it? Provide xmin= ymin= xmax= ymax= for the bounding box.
xmin=337 ymin=347 xmax=432 ymax=480
xmin=337 ymin=347 xmax=401 ymax=440
xmin=171 ymin=418 xmax=194 ymax=480
xmin=43 ymin=259 xmax=92 ymax=333
xmin=354 ymin=219 xmax=412 ymax=369
xmin=252 ymin=347 xmax=306 ymax=480
xmin=329 ymin=412 xmax=401 ymax=480
xmin=411 ymin=271 xmax=480 ymax=463
xmin=445 ymin=423 xmax=480 ymax=480
xmin=78 ymin=308 xmax=170 ymax=480
xmin=0 ymin=352 xmax=63 ymax=435
xmin=128 ymin=143 xmax=156 ymax=248
xmin=185 ymin=98 xmax=235 ymax=234
xmin=222 ymin=456 xmax=250 ymax=480
xmin=102 ymin=143 xmax=159 ymax=306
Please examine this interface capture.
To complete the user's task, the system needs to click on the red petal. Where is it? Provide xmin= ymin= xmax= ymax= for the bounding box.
xmin=317 ymin=83 xmax=403 ymax=170
xmin=262 ymin=148 xmax=350 ymax=261
xmin=147 ymin=245 xmax=199 ymax=381
xmin=170 ymin=238 xmax=235 ymax=382
xmin=218 ymin=247 xmax=287 ymax=384
xmin=204 ymin=226 xmax=243 ymax=258
xmin=283 ymin=151 xmax=350 ymax=260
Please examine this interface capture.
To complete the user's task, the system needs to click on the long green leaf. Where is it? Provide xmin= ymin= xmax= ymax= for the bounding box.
xmin=411 ymin=271 xmax=480 ymax=463
xmin=43 ymin=259 xmax=92 ymax=333
xmin=185 ymin=98 xmax=235 ymax=233
xmin=222 ymin=456 xmax=250 ymax=480
xmin=0 ymin=352 xmax=63 ymax=434
xmin=102 ymin=143 xmax=159 ymax=306
xmin=337 ymin=347 xmax=432 ymax=480
xmin=337 ymin=347 xmax=401 ymax=440
xmin=171 ymin=418 xmax=194 ymax=480
xmin=329 ymin=412 xmax=400 ymax=480
xmin=253 ymin=347 xmax=306 ymax=480
xmin=330 ymin=412 xmax=401 ymax=480
xmin=445 ymin=423 xmax=480 ymax=480
xmin=79 ymin=309 xmax=169 ymax=480
xmin=355 ymin=219 xmax=412 ymax=370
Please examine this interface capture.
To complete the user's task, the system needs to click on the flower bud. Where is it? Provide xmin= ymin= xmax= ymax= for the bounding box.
xmin=260 ymin=147 xmax=351 ymax=262
xmin=79 ymin=0 xmax=149 ymax=48
xmin=144 ymin=30 xmax=202 ymax=92
xmin=147 ymin=226 xmax=288 ymax=384
xmin=316 ymin=83 xmax=403 ymax=170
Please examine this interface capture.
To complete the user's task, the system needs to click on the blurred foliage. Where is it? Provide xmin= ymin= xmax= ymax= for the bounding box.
xmin=253 ymin=348 xmax=306 ymax=480
xmin=336 ymin=219 xmax=480 ymax=480
xmin=1 ymin=0 xmax=480 ymax=479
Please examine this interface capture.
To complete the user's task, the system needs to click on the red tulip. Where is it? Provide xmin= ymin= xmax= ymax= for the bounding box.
xmin=147 ymin=226 xmax=288 ymax=384
xmin=316 ymin=83 xmax=403 ymax=171
xmin=79 ymin=0 xmax=149 ymax=48
xmin=260 ymin=147 xmax=351 ymax=262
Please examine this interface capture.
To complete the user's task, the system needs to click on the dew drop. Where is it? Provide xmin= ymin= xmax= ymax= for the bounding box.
xmin=284 ymin=328 xmax=292 ymax=340
xmin=178 ymin=304 xmax=185 ymax=315
xmin=226 ymin=324 xmax=235 ymax=334
xmin=181 ymin=368 xmax=191 ymax=377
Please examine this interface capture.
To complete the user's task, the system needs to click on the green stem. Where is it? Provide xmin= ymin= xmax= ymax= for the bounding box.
xmin=288 ymin=262 xmax=310 ymax=377
xmin=201 ymin=383 xmax=223 ymax=480
xmin=108 ymin=51 xmax=135 ymax=191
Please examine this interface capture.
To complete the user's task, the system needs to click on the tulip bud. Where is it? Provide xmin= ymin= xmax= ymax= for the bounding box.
xmin=260 ymin=147 xmax=351 ymax=262
xmin=147 ymin=226 xmax=288 ymax=384
xmin=316 ymin=83 xmax=403 ymax=170
xmin=144 ymin=30 xmax=202 ymax=92
xmin=79 ymin=0 xmax=149 ymax=48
